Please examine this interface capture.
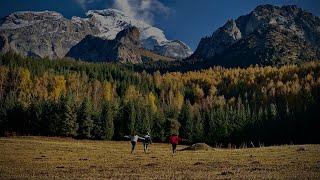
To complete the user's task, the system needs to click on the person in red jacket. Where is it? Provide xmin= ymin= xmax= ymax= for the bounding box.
xmin=169 ymin=134 xmax=182 ymax=154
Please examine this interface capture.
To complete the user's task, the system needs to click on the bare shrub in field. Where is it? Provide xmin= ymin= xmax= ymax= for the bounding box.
xmin=180 ymin=143 xmax=212 ymax=151
xmin=297 ymin=146 xmax=306 ymax=152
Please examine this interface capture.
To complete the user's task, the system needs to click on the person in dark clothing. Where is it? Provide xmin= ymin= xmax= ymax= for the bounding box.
xmin=142 ymin=132 xmax=152 ymax=153
xmin=169 ymin=134 xmax=182 ymax=154
xmin=131 ymin=140 xmax=136 ymax=153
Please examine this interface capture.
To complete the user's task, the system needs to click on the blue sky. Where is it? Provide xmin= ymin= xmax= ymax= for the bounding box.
xmin=0 ymin=0 xmax=319 ymax=50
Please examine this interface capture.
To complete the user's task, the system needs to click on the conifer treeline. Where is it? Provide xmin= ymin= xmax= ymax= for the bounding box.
xmin=0 ymin=52 xmax=319 ymax=146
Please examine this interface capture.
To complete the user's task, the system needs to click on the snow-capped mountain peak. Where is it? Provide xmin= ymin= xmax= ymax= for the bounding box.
xmin=85 ymin=9 xmax=192 ymax=59
xmin=0 ymin=9 xmax=192 ymax=60
xmin=86 ymin=9 xmax=167 ymax=47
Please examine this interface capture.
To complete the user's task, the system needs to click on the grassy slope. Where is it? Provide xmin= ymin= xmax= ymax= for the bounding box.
xmin=139 ymin=49 xmax=175 ymax=62
xmin=0 ymin=137 xmax=319 ymax=179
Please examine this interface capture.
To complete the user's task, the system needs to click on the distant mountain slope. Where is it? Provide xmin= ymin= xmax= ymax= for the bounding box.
xmin=191 ymin=5 xmax=320 ymax=67
xmin=0 ymin=9 xmax=192 ymax=60
xmin=66 ymin=26 xmax=173 ymax=63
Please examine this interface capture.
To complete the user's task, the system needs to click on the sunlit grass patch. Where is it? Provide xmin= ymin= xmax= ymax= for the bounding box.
xmin=0 ymin=137 xmax=319 ymax=179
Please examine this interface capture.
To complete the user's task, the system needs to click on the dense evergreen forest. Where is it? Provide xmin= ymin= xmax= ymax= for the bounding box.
xmin=0 ymin=52 xmax=319 ymax=146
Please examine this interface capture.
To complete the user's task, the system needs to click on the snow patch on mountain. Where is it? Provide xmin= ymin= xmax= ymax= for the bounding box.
xmin=0 ymin=9 xmax=193 ymax=59
xmin=87 ymin=9 xmax=166 ymax=47
xmin=86 ymin=9 xmax=192 ymax=59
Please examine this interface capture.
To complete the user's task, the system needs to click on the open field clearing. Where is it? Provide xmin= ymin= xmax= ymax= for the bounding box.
xmin=0 ymin=137 xmax=319 ymax=179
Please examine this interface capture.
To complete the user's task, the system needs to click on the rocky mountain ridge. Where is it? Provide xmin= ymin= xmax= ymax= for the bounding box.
xmin=0 ymin=9 xmax=192 ymax=61
xmin=191 ymin=5 xmax=320 ymax=66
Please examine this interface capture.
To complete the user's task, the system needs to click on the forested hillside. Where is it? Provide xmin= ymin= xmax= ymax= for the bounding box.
xmin=0 ymin=52 xmax=319 ymax=146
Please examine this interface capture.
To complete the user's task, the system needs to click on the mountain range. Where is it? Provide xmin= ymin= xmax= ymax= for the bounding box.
xmin=191 ymin=5 xmax=320 ymax=66
xmin=0 ymin=5 xmax=320 ymax=66
xmin=0 ymin=9 xmax=192 ymax=62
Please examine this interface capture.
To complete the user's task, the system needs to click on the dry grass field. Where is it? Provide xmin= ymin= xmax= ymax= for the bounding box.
xmin=0 ymin=137 xmax=319 ymax=179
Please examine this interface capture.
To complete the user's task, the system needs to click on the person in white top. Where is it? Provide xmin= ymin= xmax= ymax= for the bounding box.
xmin=124 ymin=132 xmax=144 ymax=154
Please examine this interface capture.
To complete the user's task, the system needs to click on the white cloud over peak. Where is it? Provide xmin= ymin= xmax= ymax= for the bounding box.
xmin=74 ymin=0 xmax=101 ymax=10
xmin=74 ymin=0 xmax=170 ymax=25
xmin=112 ymin=0 xmax=170 ymax=24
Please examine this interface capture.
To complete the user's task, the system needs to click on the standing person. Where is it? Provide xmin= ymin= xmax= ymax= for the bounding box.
xmin=124 ymin=132 xmax=143 ymax=154
xmin=169 ymin=134 xmax=182 ymax=154
xmin=143 ymin=132 xmax=152 ymax=154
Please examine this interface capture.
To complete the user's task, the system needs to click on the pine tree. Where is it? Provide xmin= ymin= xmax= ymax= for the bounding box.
xmin=0 ymin=100 xmax=8 ymax=135
xmin=77 ymin=98 xmax=93 ymax=139
xmin=101 ymin=102 xmax=117 ymax=140
xmin=58 ymin=95 xmax=77 ymax=137
xmin=140 ymin=103 xmax=152 ymax=134
xmin=45 ymin=102 xmax=60 ymax=136
xmin=27 ymin=102 xmax=43 ymax=135
xmin=192 ymin=105 xmax=204 ymax=142
xmin=127 ymin=101 xmax=137 ymax=134
xmin=152 ymin=110 xmax=166 ymax=141
xmin=92 ymin=112 xmax=103 ymax=139
xmin=178 ymin=100 xmax=193 ymax=142
xmin=165 ymin=118 xmax=180 ymax=137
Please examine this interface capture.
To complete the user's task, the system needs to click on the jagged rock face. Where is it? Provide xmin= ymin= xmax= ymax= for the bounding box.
xmin=193 ymin=19 xmax=242 ymax=59
xmin=115 ymin=26 xmax=141 ymax=49
xmin=0 ymin=11 xmax=99 ymax=59
xmin=66 ymin=27 xmax=143 ymax=63
xmin=0 ymin=34 xmax=10 ymax=53
xmin=0 ymin=9 xmax=192 ymax=60
xmin=192 ymin=5 xmax=320 ymax=66
xmin=154 ymin=40 xmax=193 ymax=59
